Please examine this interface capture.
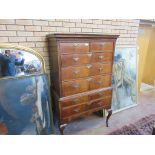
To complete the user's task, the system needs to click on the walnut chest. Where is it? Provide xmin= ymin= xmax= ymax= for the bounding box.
xmin=48 ymin=33 xmax=119 ymax=134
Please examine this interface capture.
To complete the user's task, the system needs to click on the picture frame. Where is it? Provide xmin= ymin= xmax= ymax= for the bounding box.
xmin=0 ymin=73 xmax=54 ymax=135
xmin=112 ymin=47 xmax=138 ymax=112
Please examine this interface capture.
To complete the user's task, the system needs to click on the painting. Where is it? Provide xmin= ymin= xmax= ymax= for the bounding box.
xmin=112 ymin=47 xmax=137 ymax=111
xmin=0 ymin=74 xmax=54 ymax=135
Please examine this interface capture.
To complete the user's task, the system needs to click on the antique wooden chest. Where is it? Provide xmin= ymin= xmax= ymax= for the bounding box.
xmin=48 ymin=33 xmax=119 ymax=134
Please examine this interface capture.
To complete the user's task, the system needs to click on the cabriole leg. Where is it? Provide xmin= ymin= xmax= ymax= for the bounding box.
xmin=106 ymin=109 xmax=112 ymax=127
xmin=60 ymin=124 xmax=67 ymax=135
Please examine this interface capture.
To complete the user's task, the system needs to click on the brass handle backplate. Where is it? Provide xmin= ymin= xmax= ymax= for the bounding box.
xmin=73 ymin=98 xmax=80 ymax=103
xmin=98 ymin=68 xmax=103 ymax=72
xmin=97 ymin=81 xmax=103 ymax=84
xmin=73 ymin=108 xmax=80 ymax=112
xmin=73 ymin=70 xmax=80 ymax=75
xmin=86 ymin=64 xmax=92 ymax=69
xmin=72 ymin=83 xmax=80 ymax=88
xmin=98 ymin=55 xmax=104 ymax=59
xmin=73 ymin=57 xmax=79 ymax=62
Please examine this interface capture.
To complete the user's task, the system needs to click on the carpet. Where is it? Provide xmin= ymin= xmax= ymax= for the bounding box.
xmin=109 ymin=114 xmax=155 ymax=135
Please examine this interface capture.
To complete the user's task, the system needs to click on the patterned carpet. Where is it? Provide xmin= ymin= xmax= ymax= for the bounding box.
xmin=109 ymin=114 xmax=155 ymax=135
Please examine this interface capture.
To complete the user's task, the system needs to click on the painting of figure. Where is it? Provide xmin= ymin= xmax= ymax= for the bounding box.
xmin=0 ymin=74 xmax=54 ymax=135
xmin=112 ymin=47 xmax=137 ymax=111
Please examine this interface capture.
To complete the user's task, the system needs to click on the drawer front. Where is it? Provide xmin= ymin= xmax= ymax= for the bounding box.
xmin=59 ymin=42 xmax=89 ymax=54
xmin=61 ymin=65 xmax=90 ymax=81
xmin=89 ymin=75 xmax=112 ymax=90
xmin=86 ymin=97 xmax=112 ymax=110
xmin=61 ymin=63 xmax=112 ymax=81
xmin=92 ymin=52 xmax=113 ymax=63
xmin=62 ymin=79 xmax=89 ymax=97
xmin=61 ymin=104 xmax=86 ymax=118
xmin=62 ymin=75 xmax=112 ymax=96
xmin=89 ymin=89 xmax=112 ymax=101
xmin=89 ymin=63 xmax=112 ymax=76
xmin=61 ymin=52 xmax=113 ymax=67
xmin=90 ymin=42 xmax=113 ymax=52
xmin=61 ymin=95 xmax=89 ymax=108
xmin=61 ymin=97 xmax=112 ymax=118
xmin=61 ymin=53 xmax=92 ymax=67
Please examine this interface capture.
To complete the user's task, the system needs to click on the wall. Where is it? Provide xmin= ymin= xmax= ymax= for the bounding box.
xmin=142 ymin=27 xmax=155 ymax=85
xmin=137 ymin=25 xmax=152 ymax=90
xmin=0 ymin=19 xmax=140 ymax=74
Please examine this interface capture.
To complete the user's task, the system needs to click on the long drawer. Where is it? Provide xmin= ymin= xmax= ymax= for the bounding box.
xmin=61 ymin=63 xmax=112 ymax=81
xmin=60 ymin=89 xmax=112 ymax=108
xmin=61 ymin=75 xmax=112 ymax=97
xmin=61 ymin=52 xmax=113 ymax=67
xmin=61 ymin=97 xmax=112 ymax=118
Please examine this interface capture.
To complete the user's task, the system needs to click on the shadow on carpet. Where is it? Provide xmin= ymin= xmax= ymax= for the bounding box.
xmin=109 ymin=114 xmax=155 ymax=135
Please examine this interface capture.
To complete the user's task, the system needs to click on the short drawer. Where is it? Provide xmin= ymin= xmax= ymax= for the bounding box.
xmin=88 ymin=63 xmax=112 ymax=76
xmin=62 ymin=79 xmax=89 ymax=97
xmin=61 ymin=65 xmax=90 ymax=81
xmin=61 ymin=104 xmax=86 ymax=118
xmin=59 ymin=42 xmax=89 ymax=54
xmin=90 ymin=42 xmax=113 ymax=52
xmin=61 ymin=63 xmax=112 ymax=81
xmin=60 ymin=95 xmax=89 ymax=108
xmin=91 ymin=52 xmax=113 ymax=63
xmin=61 ymin=53 xmax=92 ymax=67
xmin=89 ymin=89 xmax=112 ymax=101
xmin=89 ymin=75 xmax=112 ymax=90
xmin=86 ymin=97 xmax=112 ymax=110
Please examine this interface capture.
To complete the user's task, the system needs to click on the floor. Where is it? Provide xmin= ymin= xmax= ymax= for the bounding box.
xmin=60 ymin=89 xmax=155 ymax=135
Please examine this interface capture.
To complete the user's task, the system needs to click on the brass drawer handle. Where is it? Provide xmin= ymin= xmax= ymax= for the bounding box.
xmin=98 ymin=68 xmax=103 ymax=72
xmin=86 ymin=64 xmax=92 ymax=69
xmin=73 ymin=43 xmax=78 ymax=46
xmin=97 ymin=81 xmax=102 ymax=84
xmin=72 ymin=83 xmax=80 ymax=88
xmin=87 ymin=53 xmax=92 ymax=57
xmin=73 ymin=98 xmax=80 ymax=103
xmin=73 ymin=70 xmax=80 ymax=75
xmin=98 ymin=102 xmax=102 ymax=106
xmin=73 ymin=57 xmax=79 ymax=62
xmin=98 ymin=55 xmax=104 ymax=59
xmin=73 ymin=108 xmax=80 ymax=112
xmin=98 ymin=92 xmax=103 ymax=96
xmin=87 ymin=77 xmax=92 ymax=81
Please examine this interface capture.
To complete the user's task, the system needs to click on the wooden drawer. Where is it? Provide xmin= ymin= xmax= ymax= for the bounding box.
xmin=90 ymin=42 xmax=113 ymax=52
xmin=62 ymin=78 xmax=89 ymax=97
xmin=89 ymin=89 xmax=112 ymax=101
xmin=61 ymin=104 xmax=86 ymax=118
xmin=89 ymin=75 xmax=112 ymax=90
xmin=61 ymin=97 xmax=112 ymax=118
xmin=61 ymin=53 xmax=92 ymax=67
xmin=88 ymin=63 xmax=112 ymax=76
xmin=86 ymin=97 xmax=112 ymax=111
xmin=62 ymin=75 xmax=112 ymax=96
xmin=61 ymin=52 xmax=113 ymax=67
xmin=61 ymin=63 xmax=112 ymax=81
xmin=61 ymin=65 xmax=90 ymax=81
xmin=61 ymin=95 xmax=89 ymax=108
xmin=59 ymin=42 xmax=89 ymax=54
xmin=91 ymin=52 xmax=113 ymax=63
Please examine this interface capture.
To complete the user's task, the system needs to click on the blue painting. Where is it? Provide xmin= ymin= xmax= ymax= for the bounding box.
xmin=112 ymin=47 xmax=137 ymax=111
xmin=0 ymin=74 xmax=54 ymax=135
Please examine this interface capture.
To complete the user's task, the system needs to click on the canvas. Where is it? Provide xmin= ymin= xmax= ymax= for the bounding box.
xmin=0 ymin=74 xmax=54 ymax=135
xmin=112 ymin=47 xmax=137 ymax=111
